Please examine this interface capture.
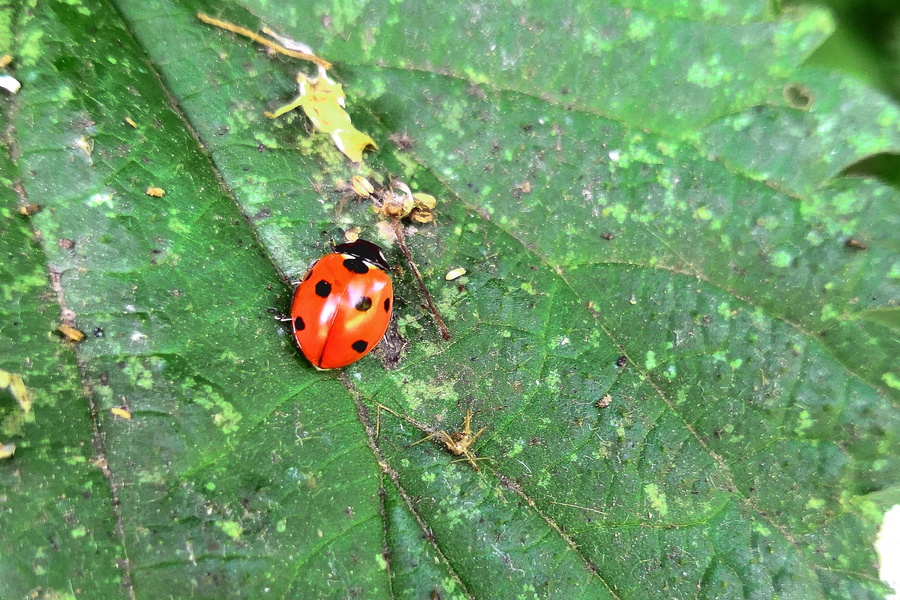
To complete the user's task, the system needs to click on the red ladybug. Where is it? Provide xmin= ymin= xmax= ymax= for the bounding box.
xmin=291 ymin=239 xmax=393 ymax=369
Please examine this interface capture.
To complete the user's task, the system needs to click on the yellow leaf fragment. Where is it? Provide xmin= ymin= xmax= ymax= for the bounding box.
xmin=267 ymin=69 xmax=377 ymax=163
xmin=197 ymin=13 xmax=374 ymax=162
xmin=145 ymin=186 xmax=165 ymax=197
xmin=331 ymin=128 xmax=378 ymax=163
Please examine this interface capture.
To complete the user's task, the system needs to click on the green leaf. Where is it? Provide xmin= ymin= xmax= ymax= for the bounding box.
xmin=2 ymin=0 xmax=898 ymax=599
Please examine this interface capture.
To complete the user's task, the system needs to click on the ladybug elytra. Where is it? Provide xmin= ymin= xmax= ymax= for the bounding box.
xmin=291 ymin=239 xmax=393 ymax=369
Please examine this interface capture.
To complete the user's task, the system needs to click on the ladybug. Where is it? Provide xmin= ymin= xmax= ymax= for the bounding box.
xmin=290 ymin=239 xmax=393 ymax=369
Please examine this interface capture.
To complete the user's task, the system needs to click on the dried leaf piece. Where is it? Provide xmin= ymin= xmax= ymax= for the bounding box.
xmin=265 ymin=68 xmax=377 ymax=163
xmin=197 ymin=13 xmax=330 ymax=69
xmin=410 ymin=193 xmax=436 ymax=223
xmin=145 ymin=187 xmax=165 ymax=197
xmin=350 ymin=175 xmax=375 ymax=198
xmin=18 ymin=203 xmax=40 ymax=216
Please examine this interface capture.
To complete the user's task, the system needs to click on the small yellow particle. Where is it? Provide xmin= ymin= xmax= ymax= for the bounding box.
xmin=58 ymin=324 xmax=85 ymax=343
xmin=595 ymin=394 xmax=612 ymax=408
xmin=445 ymin=267 xmax=467 ymax=281
xmin=111 ymin=407 xmax=132 ymax=419
xmin=0 ymin=55 xmax=13 ymax=68
xmin=145 ymin=187 xmax=165 ymax=197
xmin=125 ymin=117 xmax=138 ymax=128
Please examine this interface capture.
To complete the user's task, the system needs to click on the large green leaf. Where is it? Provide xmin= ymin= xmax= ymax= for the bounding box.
xmin=2 ymin=0 xmax=898 ymax=598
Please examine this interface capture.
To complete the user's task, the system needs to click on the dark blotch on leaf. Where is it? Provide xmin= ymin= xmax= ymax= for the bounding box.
xmin=844 ymin=238 xmax=868 ymax=251
xmin=616 ymin=355 xmax=627 ymax=368
xmin=315 ymin=280 xmax=331 ymax=298
xmin=783 ymin=82 xmax=813 ymax=110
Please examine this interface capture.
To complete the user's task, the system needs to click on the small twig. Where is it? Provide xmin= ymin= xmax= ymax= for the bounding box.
xmin=197 ymin=13 xmax=332 ymax=70
xmin=392 ymin=219 xmax=451 ymax=340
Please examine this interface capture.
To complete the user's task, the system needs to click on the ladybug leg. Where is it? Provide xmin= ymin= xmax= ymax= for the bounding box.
xmin=267 ymin=307 xmax=293 ymax=322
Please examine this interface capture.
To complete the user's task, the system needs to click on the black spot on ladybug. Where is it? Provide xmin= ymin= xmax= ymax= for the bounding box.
xmin=294 ymin=316 xmax=305 ymax=331
xmin=315 ymin=280 xmax=331 ymax=297
xmin=383 ymin=298 xmax=391 ymax=312
xmin=343 ymin=257 xmax=369 ymax=274
xmin=355 ymin=296 xmax=373 ymax=311
xmin=352 ymin=340 xmax=368 ymax=353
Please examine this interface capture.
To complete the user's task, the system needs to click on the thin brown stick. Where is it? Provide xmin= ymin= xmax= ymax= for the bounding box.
xmin=392 ymin=219 xmax=451 ymax=340
xmin=197 ymin=13 xmax=332 ymax=70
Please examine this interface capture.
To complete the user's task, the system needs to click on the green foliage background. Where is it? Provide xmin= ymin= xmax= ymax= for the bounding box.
xmin=2 ymin=0 xmax=899 ymax=598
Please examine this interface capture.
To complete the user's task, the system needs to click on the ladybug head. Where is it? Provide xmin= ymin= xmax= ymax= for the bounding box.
xmin=334 ymin=239 xmax=391 ymax=271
